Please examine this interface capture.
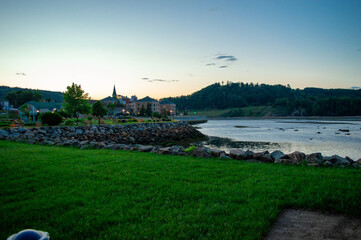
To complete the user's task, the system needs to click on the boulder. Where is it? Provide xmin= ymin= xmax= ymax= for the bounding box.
xmin=171 ymin=145 xmax=186 ymax=155
xmin=345 ymin=156 xmax=354 ymax=163
xmin=158 ymin=147 xmax=172 ymax=155
xmin=220 ymin=155 xmax=232 ymax=160
xmin=17 ymin=128 xmax=27 ymax=133
xmin=139 ymin=145 xmax=154 ymax=152
xmin=253 ymin=151 xmax=273 ymax=163
xmin=229 ymin=149 xmax=247 ymax=160
xmin=276 ymin=151 xmax=306 ymax=164
xmin=211 ymin=149 xmax=227 ymax=158
xmin=192 ymin=147 xmax=211 ymax=158
xmin=306 ymin=153 xmax=324 ymax=165
xmin=271 ymin=150 xmax=285 ymax=160
xmin=325 ymin=155 xmax=351 ymax=166
xmin=0 ymin=130 xmax=9 ymax=137
xmin=96 ymin=142 xmax=107 ymax=149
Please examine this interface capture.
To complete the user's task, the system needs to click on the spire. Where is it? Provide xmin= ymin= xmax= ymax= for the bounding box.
xmin=112 ymin=85 xmax=117 ymax=98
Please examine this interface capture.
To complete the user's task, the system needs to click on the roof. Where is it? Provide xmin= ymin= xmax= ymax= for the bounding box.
xmin=24 ymin=101 xmax=62 ymax=109
xmin=101 ymin=96 xmax=117 ymax=102
xmin=137 ymin=96 xmax=158 ymax=103
xmin=160 ymin=99 xmax=175 ymax=105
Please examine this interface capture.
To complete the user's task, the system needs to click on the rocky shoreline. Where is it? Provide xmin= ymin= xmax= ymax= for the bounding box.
xmin=0 ymin=122 xmax=360 ymax=168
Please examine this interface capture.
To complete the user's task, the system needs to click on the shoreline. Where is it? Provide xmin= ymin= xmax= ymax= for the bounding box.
xmin=207 ymin=115 xmax=361 ymax=121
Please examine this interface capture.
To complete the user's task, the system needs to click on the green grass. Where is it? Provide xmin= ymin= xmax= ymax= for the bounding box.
xmin=1 ymin=141 xmax=360 ymax=239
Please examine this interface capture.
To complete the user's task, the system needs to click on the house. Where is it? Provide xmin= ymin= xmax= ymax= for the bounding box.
xmin=160 ymin=99 xmax=176 ymax=116
xmin=130 ymin=96 xmax=160 ymax=115
xmin=24 ymin=101 xmax=62 ymax=114
xmin=0 ymin=100 xmax=9 ymax=110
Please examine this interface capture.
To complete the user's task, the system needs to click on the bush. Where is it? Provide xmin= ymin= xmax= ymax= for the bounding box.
xmin=39 ymin=112 xmax=63 ymax=126
xmin=64 ymin=119 xmax=75 ymax=126
xmin=184 ymin=146 xmax=196 ymax=154
xmin=58 ymin=111 xmax=71 ymax=118
xmin=87 ymin=116 xmax=93 ymax=121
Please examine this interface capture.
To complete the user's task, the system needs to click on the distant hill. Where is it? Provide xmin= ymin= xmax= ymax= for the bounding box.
xmin=166 ymin=82 xmax=361 ymax=116
xmin=0 ymin=86 xmax=63 ymax=103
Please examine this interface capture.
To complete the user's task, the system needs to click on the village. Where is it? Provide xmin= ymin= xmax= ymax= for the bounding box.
xmin=0 ymin=85 xmax=176 ymax=123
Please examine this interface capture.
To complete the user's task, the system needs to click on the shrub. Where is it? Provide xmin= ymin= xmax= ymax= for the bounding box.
xmin=87 ymin=116 xmax=93 ymax=121
xmin=184 ymin=145 xmax=196 ymax=154
xmin=8 ymin=110 xmax=19 ymax=119
xmin=58 ymin=111 xmax=71 ymax=118
xmin=39 ymin=112 xmax=63 ymax=126
xmin=64 ymin=119 xmax=75 ymax=126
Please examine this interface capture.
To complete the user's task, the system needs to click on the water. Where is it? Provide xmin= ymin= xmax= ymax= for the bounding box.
xmin=195 ymin=119 xmax=361 ymax=160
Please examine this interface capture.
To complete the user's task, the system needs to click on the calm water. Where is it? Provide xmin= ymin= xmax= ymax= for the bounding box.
xmin=195 ymin=119 xmax=361 ymax=160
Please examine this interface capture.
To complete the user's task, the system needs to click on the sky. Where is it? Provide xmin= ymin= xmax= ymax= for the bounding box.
xmin=0 ymin=0 xmax=360 ymax=100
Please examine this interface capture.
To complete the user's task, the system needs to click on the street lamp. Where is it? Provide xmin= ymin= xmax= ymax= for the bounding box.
xmin=30 ymin=106 xmax=37 ymax=122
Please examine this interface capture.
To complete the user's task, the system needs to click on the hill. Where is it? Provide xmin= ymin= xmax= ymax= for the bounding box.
xmin=167 ymin=82 xmax=361 ymax=117
xmin=0 ymin=86 xmax=63 ymax=103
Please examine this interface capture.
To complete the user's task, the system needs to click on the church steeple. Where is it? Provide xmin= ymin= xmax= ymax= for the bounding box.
xmin=112 ymin=85 xmax=117 ymax=98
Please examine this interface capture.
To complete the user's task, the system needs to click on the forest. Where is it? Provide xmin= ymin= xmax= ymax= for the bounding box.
xmin=167 ymin=82 xmax=361 ymax=116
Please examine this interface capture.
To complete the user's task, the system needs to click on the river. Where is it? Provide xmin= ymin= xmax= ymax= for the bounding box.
xmin=195 ymin=118 xmax=361 ymax=160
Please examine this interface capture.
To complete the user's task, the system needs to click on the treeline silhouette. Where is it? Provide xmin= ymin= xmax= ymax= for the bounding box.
xmin=167 ymin=82 xmax=361 ymax=116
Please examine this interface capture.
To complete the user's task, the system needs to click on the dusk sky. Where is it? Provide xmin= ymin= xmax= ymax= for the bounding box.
xmin=0 ymin=0 xmax=360 ymax=100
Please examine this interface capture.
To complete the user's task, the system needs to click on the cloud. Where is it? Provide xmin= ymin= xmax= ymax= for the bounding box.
xmin=142 ymin=78 xmax=179 ymax=83
xmin=204 ymin=54 xmax=238 ymax=68
xmin=16 ymin=73 xmax=26 ymax=76
xmin=215 ymin=55 xmax=237 ymax=62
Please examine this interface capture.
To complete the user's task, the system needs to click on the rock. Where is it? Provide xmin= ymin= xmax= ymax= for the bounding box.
xmin=23 ymin=131 xmax=35 ymax=138
xmin=352 ymin=163 xmax=360 ymax=168
xmin=0 ymin=130 xmax=9 ymax=136
xmin=210 ymin=149 xmax=226 ymax=158
xmin=345 ymin=156 xmax=354 ymax=163
xmin=139 ymin=145 xmax=154 ymax=152
xmin=158 ymin=147 xmax=172 ymax=155
xmin=75 ymin=129 xmax=83 ymax=134
xmin=192 ymin=147 xmax=211 ymax=158
xmin=271 ymin=150 xmax=285 ymax=160
xmin=151 ymin=146 xmax=160 ymax=153
xmin=171 ymin=145 xmax=186 ymax=155
xmin=17 ymin=128 xmax=27 ymax=133
xmin=253 ymin=151 xmax=273 ymax=163
xmin=288 ymin=151 xmax=306 ymax=164
xmin=96 ymin=142 xmax=106 ymax=149
xmin=325 ymin=155 xmax=351 ymax=166
xmin=306 ymin=153 xmax=324 ymax=165
xmin=245 ymin=150 xmax=254 ymax=159
xmin=220 ymin=155 xmax=232 ymax=160
xmin=118 ymin=144 xmax=131 ymax=150
xmin=229 ymin=149 xmax=247 ymax=160
xmin=322 ymin=161 xmax=334 ymax=167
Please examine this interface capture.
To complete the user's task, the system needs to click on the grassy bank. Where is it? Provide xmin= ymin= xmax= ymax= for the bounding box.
xmin=1 ymin=141 xmax=360 ymax=239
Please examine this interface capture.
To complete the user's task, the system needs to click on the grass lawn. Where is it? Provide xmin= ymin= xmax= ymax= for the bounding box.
xmin=1 ymin=141 xmax=360 ymax=239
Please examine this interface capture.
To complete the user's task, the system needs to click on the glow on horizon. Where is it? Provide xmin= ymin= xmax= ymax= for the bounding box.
xmin=0 ymin=0 xmax=360 ymax=100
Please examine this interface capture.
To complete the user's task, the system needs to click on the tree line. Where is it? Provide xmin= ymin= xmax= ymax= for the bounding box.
xmin=166 ymin=82 xmax=361 ymax=116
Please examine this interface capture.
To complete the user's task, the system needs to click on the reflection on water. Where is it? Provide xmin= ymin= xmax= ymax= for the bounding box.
xmin=196 ymin=119 xmax=361 ymax=159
